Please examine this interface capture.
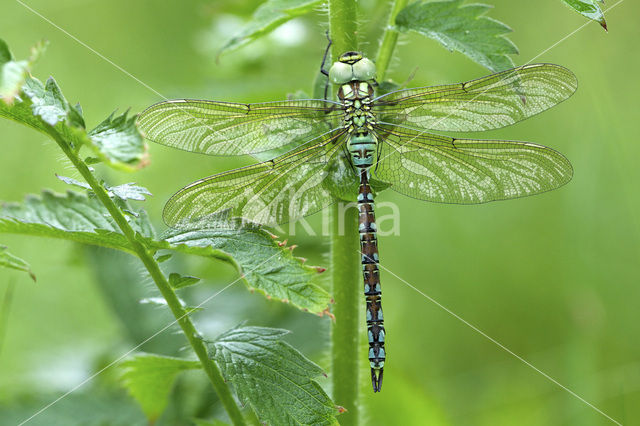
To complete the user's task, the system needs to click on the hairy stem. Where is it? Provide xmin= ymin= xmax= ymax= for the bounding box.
xmin=375 ymin=0 xmax=409 ymax=81
xmin=328 ymin=0 xmax=359 ymax=55
xmin=49 ymin=131 xmax=247 ymax=426
xmin=328 ymin=2 xmax=361 ymax=417
xmin=330 ymin=204 xmax=361 ymax=425
xmin=328 ymin=1 xmax=361 ymax=423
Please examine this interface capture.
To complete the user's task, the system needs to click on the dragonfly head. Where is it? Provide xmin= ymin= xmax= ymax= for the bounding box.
xmin=329 ymin=51 xmax=377 ymax=85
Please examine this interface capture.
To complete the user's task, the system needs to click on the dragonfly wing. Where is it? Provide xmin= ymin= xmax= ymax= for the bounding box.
xmin=372 ymin=64 xmax=577 ymax=132
xmin=163 ymin=129 xmax=348 ymax=227
xmin=137 ymin=98 xmax=342 ymax=156
xmin=373 ymin=125 xmax=572 ymax=204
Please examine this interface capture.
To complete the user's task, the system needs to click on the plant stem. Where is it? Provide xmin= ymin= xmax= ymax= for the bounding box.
xmin=375 ymin=0 xmax=409 ymax=81
xmin=328 ymin=1 xmax=360 ymax=423
xmin=328 ymin=0 xmax=359 ymax=55
xmin=330 ymin=204 xmax=361 ymax=425
xmin=49 ymin=132 xmax=247 ymax=426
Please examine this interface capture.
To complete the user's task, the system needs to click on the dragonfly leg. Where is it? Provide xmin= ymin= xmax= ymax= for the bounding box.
xmin=320 ymin=31 xmax=332 ymax=100
xmin=320 ymin=30 xmax=332 ymax=76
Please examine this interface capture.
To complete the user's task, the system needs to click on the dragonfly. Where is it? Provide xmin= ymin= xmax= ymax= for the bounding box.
xmin=137 ymin=50 xmax=577 ymax=393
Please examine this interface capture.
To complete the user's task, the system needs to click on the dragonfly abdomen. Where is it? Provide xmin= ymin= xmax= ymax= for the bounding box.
xmin=357 ymin=168 xmax=385 ymax=393
xmin=349 ymin=133 xmax=386 ymax=392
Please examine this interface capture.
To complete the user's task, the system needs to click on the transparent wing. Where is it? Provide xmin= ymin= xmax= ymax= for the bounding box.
xmin=372 ymin=64 xmax=577 ymax=132
xmin=373 ymin=125 xmax=572 ymax=204
xmin=163 ymin=129 xmax=348 ymax=227
xmin=137 ymin=98 xmax=342 ymax=156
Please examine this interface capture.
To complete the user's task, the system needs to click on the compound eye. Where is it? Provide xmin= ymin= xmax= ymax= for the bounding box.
xmin=352 ymin=58 xmax=376 ymax=81
xmin=329 ymin=61 xmax=353 ymax=84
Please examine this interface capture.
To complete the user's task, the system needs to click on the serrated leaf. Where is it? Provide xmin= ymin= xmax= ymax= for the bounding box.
xmin=0 ymin=39 xmax=47 ymax=103
xmin=209 ymin=326 xmax=339 ymax=425
xmin=0 ymin=246 xmax=36 ymax=281
xmin=0 ymin=190 xmax=331 ymax=314
xmin=0 ymin=41 xmax=28 ymax=102
xmin=169 ymin=272 xmax=201 ymax=289
xmin=121 ymin=354 xmax=201 ymax=422
xmin=560 ymin=0 xmax=607 ymax=30
xmin=25 ymin=76 xmax=75 ymax=126
xmin=162 ymin=221 xmax=331 ymax=314
xmin=0 ymin=39 xmax=147 ymax=171
xmin=56 ymin=174 xmax=91 ymax=190
xmin=396 ymin=0 xmax=518 ymax=72
xmin=0 ymin=190 xmax=154 ymax=253
xmin=87 ymin=111 xmax=149 ymax=170
xmin=108 ymin=182 xmax=152 ymax=201
xmin=220 ymin=0 xmax=322 ymax=54
xmin=57 ymin=176 xmax=152 ymax=202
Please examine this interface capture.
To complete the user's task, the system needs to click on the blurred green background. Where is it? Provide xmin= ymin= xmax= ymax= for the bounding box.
xmin=1 ymin=0 xmax=639 ymax=424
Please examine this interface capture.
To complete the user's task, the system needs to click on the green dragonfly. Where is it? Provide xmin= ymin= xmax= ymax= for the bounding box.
xmin=137 ymin=51 xmax=577 ymax=392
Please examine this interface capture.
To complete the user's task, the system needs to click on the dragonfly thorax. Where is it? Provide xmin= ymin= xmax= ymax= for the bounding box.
xmin=339 ymin=81 xmax=376 ymax=135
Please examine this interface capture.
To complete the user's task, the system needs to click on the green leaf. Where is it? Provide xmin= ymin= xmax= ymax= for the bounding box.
xmin=161 ymin=221 xmax=331 ymax=314
xmin=156 ymin=253 xmax=173 ymax=263
xmin=108 ymin=182 xmax=152 ymax=201
xmin=0 ymin=41 xmax=28 ymax=102
xmin=0 ymin=39 xmax=148 ymax=171
xmin=0 ymin=39 xmax=46 ymax=102
xmin=87 ymin=111 xmax=149 ymax=170
xmin=1 ymin=74 xmax=150 ymax=172
xmin=168 ymin=272 xmax=201 ymax=289
xmin=0 ymin=39 xmax=11 ymax=63
xmin=121 ymin=354 xmax=201 ymax=422
xmin=395 ymin=0 xmax=518 ymax=72
xmin=220 ymin=0 xmax=322 ymax=55
xmin=560 ymin=0 xmax=607 ymax=30
xmin=0 ymin=190 xmax=153 ymax=254
xmin=56 ymin=175 xmax=152 ymax=201
xmin=26 ymin=76 xmax=81 ymax=127
xmin=0 ymin=190 xmax=331 ymax=314
xmin=209 ymin=326 xmax=339 ymax=425
xmin=56 ymin=174 xmax=91 ymax=190
xmin=0 ymin=246 xmax=36 ymax=281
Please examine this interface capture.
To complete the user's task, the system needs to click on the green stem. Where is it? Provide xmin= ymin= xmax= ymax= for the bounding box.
xmin=328 ymin=1 xmax=360 ymax=423
xmin=375 ymin=0 xmax=409 ymax=81
xmin=49 ymin=132 xmax=247 ymax=426
xmin=330 ymin=204 xmax=360 ymax=425
xmin=328 ymin=0 xmax=358 ymax=55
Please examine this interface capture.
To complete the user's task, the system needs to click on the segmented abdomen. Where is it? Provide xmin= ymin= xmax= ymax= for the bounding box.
xmin=358 ymin=169 xmax=385 ymax=392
